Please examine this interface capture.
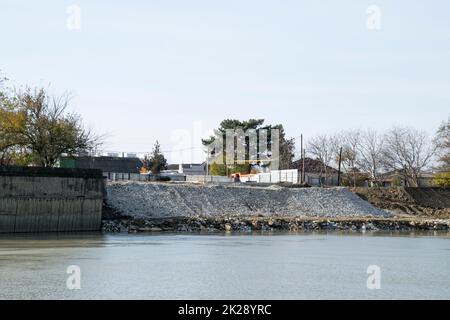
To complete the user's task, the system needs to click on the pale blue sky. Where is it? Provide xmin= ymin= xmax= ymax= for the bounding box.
xmin=1 ymin=0 xmax=449 ymax=163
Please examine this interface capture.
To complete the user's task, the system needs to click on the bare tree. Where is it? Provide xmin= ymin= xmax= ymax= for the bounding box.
xmin=358 ymin=129 xmax=384 ymax=186
xmin=307 ymin=134 xmax=337 ymax=185
xmin=335 ymin=129 xmax=362 ymax=187
xmin=382 ymin=126 xmax=437 ymax=187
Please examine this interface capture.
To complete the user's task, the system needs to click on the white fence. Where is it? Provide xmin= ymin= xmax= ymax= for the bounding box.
xmin=104 ymin=172 xmax=149 ymax=181
xmin=104 ymin=170 xmax=299 ymax=184
xmin=240 ymin=170 xmax=298 ymax=184
xmin=186 ymin=175 xmax=233 ymax=183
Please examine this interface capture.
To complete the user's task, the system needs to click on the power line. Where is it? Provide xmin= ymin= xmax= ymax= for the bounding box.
xmin=100 ymin=135 xmax=307 ymax=157
xmin=99 ymin=146 xmax=205 ymax=154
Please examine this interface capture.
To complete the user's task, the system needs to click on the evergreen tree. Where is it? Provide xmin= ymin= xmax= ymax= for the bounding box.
xmin=144 ymin=140 xmax=168 ymax=174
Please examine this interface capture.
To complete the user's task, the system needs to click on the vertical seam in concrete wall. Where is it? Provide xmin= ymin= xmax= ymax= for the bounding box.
xmin=13 ymin=197 xmax=18 ymax=233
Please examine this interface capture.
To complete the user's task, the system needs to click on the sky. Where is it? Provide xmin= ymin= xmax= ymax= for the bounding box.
xmin=1 ymin=0 xmax=449 ymax=163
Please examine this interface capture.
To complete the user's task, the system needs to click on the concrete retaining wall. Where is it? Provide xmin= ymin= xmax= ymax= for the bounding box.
xmin=0 ymin=167 xmax=105 ymax=233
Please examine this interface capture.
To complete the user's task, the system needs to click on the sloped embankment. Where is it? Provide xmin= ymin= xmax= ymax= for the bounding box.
xmin=353 ymin=187 xmax=450 ymax=218
xmin=404 ymin=187 xmax=450 ymax=209
xmin=106 ymin=182 xmax=390 ymax=218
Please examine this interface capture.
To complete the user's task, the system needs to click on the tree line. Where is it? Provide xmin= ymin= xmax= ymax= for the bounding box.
xmin=202 ymin=118 xmax=450 ymax=187
xmin=2 ymin=73 xmax=449 ymax=187
xmin=307 ymin=123 xmax=450 ymax=187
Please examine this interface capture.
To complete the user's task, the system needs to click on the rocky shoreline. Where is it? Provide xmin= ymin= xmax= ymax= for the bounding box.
xmin=106 ymin=182 xmax=389 ymax=218
xmin=101 ymin=215 xmax=450 ymax=233
xmin=102 ymin=183 xmax=450 ymax=234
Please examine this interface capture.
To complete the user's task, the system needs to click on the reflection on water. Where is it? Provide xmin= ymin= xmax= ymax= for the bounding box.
xmin=0 ymin=231 xmax=449 ymax=299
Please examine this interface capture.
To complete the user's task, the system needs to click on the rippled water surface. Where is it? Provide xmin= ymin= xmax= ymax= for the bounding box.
xmin=1 ymin=231 xmax=449 ymax=299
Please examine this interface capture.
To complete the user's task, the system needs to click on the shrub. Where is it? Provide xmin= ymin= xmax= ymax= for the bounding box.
xmin=433 ymin=172 xmax=450 ymax=187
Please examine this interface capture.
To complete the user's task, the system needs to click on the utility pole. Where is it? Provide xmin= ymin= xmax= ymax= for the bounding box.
xmin=206 ymin=151 xmax=209 ymax=176
xmin=300 ymin=134 xmax=303 ymax=184
xmin=302 ymin=148 xmax=305 ymax=184
xmin=337 ymin=147 xmax=343 ymax=186
xmin=403 ymin=164 xmax=407 ymax=187
xmin=301 ymin=134 xmax=306 ymax=185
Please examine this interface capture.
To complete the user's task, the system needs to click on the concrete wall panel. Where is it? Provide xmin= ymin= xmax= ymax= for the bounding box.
xmin=0 ymin=167 xmax=105 ymax=233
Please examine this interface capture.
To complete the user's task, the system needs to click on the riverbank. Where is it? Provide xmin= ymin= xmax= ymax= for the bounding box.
xmin=103 ymin=182 xmax=450 ymax=233
xmin=101 ymin=215 xmax=450 ymax=233
xmin=105 ymin=182 xmax=389 ymax=218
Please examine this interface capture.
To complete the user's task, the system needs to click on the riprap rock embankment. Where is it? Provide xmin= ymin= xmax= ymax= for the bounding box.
xmin=106 ymin=182 xmax=390 ymax=218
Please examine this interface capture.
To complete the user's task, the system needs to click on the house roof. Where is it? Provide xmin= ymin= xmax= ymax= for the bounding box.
xmin=291 ymin=157 xmax=339 ymax=174
xmin=60 ymin=156 xmax=143 ymax=173
xmin=379 ymin=169 xmax=436 ymax=180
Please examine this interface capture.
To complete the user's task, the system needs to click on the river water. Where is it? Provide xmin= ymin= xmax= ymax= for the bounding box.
xmin=0 ymin=231 xmax=449 ymax=299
